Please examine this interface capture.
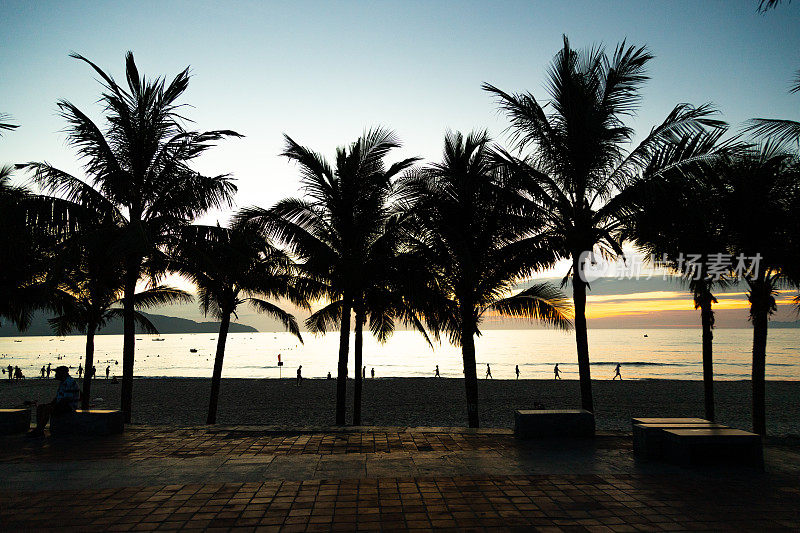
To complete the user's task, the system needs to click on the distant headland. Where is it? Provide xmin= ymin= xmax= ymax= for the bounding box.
xmin=0 ymin=311 xmax=258 ymax=337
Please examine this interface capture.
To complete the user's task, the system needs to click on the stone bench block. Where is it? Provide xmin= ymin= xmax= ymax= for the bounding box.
xmin=633 ymin=422 xmax=727 ymax=460
xmin=0 ymin=408 xmax=31 ymax=435
xmin=514 ymin=409 xmax=595 ymax=438
xmin=631 ymin=417 xmax=710 ymax=427
xmin=662 ymin=428 xmax=763 ymax=468
xmin=50 ymin=409 xmax=125 ymax=436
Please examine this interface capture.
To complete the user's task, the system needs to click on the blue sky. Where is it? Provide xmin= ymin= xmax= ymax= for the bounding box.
xmin=1 ymin=0 xmax=798 ymax=226
xmin=1 ymin=0 xmax=799 ymax=328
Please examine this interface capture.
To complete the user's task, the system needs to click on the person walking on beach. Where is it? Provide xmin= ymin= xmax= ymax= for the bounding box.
xmin=371 ymin=368 xmax=375 ymax=379
xmin=326 ymin=372 xmax=331 ymax=380
xmin=14 ymin=366 xmax=23 ymax=380
xmin=435 ymin=365 xmax=440 ymax=377
xmin=296 ymin=365 xmax=302 ymax=386
xmin=613 ymin=363 xmax=622 ymax=380
xmin=515 ymin=365 xmax=520 ymax=379
xmin=554 ymin=363 xmax=561 ymax=380
xmin=362 ymin=366 xmax=366 ymax=379
xmin=41 ymin=366 xmax=46 ymax=379
xmin=485 ymin=364 xmax=492 ymax=379
xmin=105 ymin=366 xmax=110 ymax=380
xmin=6 ymin=365 xmax=12 ymax=381
xmin=46 ymin=363 xmax=51 ymax=378
xmin=91 ymin=366 xmax=96 ymax=379
xmin=77 ymin=364 xmax=83 ymax=379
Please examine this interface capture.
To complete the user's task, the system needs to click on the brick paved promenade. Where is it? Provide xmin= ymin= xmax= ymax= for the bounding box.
xmin=1 ymin=426 xmax=799 ymax=531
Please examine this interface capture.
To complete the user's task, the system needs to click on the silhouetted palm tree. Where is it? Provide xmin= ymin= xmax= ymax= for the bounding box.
xmin=0 ymin=115 xmax=31 ymax=327
xmin=21 ymin=52 xmax=239 ymax=422
xmin=1 ymin=168 xmax=81 ymax=329
xmin=52 ymin=223 xmax=191 ymax=408
xmin=622 ymin=131 xmax=735 ymax=421
xmin=485 ymin=36 xmax=725 ymax=412
xmin=304 ymin=207 xmax=432 ymax=425
xmin=707 ymin=146 xmax=800 ymax=435
xmin=397 ymin=131 xmax=573 ymax=428
xmin=171 ymin=222 xmax=310 ymax=424
xmin=239 ymin=128 xmax=417 ymax=425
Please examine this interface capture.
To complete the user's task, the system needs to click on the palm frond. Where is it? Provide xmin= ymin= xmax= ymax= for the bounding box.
xmin=17 ymin=162 xmax=123 ymax=222
xmin=0 ymin=112 xmax=19 ymax=136
xmin=744 ymin=118 xmax=800 ymax=150
xmin=126 ymin=286 xmax=193 ymax=309
xmin=247 ymin=298 xmax=302 ymax=341
xmin=486 ymin=283 xmax=573 ymax=331
xmin=758 ymin=0 xmax=790 ymax=12
xmin=305 ymin=300 xmax=343 ymax=334
xmin=104 ymin=308 xmax=160 ymax=334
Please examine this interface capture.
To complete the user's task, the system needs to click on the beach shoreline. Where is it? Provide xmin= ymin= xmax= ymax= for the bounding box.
xmin=1 ymin=377 xmax=798 ymax=436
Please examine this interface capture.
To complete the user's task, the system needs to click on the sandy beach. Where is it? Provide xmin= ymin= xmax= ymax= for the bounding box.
xmin=1 ymin=377 xmax=798 ymax=436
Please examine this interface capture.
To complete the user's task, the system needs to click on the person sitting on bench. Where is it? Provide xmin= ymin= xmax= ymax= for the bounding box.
xmin=28 ymin=366 xmax=80 ymax=437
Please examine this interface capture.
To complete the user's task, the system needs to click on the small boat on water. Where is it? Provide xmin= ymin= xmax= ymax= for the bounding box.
xmin=13 ymin=340 xmax=22 ymax=343
xmin=152 ymin=338 xmax=165 ymax=342
xmin=190 ymin=348 xmax=198 ymax=353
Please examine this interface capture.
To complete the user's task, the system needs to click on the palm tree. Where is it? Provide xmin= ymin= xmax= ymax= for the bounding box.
xmin=304 ymin=208 xmax=433 ymax=425
xmin=21 ymin=52 xmax=239 ymax=422
xmin=622 ymin=132 xmax=734 ymax=421
xmin=51 ymin=223 xmax=191 ymax=408
xmin=707 ymin=146 xmax=800 ymax=435
xmin=397 ymin=130 xmax=573 ymax=428
xmin=0 ymin=114 xmax=31 ymax=327
xmin=1 ymin=176 xmax=82 ymax=331
xmin=484 ymin=36 xmax=726 ymax=412
xmin=171 ymin=222 xmax=310 ymax=424
xmin=238 ymin=128 xmax=417 ymax=425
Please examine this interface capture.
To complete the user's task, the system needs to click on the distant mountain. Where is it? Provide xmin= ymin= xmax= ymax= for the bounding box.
xmin=0 ymin=311 xmax=258 ymax=337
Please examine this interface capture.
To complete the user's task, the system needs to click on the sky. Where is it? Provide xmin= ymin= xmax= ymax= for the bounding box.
xmin=1 ymin=0 xmax=799 ymax=329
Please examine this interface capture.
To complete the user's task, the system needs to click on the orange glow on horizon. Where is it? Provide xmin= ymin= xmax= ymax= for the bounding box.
xmin=584 ymin=290 xmax=796 ymax=319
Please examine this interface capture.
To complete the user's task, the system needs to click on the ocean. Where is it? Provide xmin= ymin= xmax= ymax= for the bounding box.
xmin=0 ymin=328 xmax=798 ymax=381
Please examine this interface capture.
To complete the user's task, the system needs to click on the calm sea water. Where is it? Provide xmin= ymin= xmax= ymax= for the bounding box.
xmin=0 ymin=328 xmax=798 ymax=381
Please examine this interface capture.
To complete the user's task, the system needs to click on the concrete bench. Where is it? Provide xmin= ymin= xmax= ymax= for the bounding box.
xmin=514 ymin=409 xmax=595 ymax=438
xmin=633 ymin=422 xmax=728 ymax=460
xmin=631 ymin=417 xmax=710 ymax=427
xmin=0 ymin=408 xmax=31 ymax=435
xmin=662 ymin=428 xmax=763 ymax=468
xmin=50 ymin=409 xmax=125 ymax=436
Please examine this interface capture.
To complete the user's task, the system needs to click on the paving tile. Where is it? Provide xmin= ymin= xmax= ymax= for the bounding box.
xmin=1 ymin=427 xmax=800 ymax=531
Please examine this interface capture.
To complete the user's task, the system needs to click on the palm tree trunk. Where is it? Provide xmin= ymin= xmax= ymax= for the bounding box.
xmin=336 ymin=293 xmax=352 ymax=425
xmin=751 ymin=308 xmax=768 ymax=436
xmin=353 ymin=305 xmax=365 ymax=426
xmin=572 ymin=257 xmax=593 ymax=413
xmin=81 ymin=322 xmax=97 ymax=410
xmin=207 ymin=311 xmax=231 ymax=425
xmin=461 ymin=296 xmax=479 ymax=428
xmin=462 ymin=329 xmax=479 ymax=428
xmin=699 ymin=300 xmax=715 ymax=421
xmin=120 ymin=267 xmax=139 ymax=423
